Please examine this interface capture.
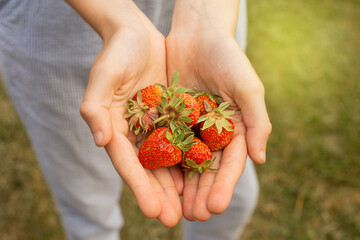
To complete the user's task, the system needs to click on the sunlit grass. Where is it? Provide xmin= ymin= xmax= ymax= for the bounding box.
xmin=242 ymin=0 xmax=360 ymax=239
xmin=0 ymin=0 xmax=359 ymax=239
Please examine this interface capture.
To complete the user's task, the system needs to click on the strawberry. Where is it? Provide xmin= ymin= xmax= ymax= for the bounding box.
xmin=138 ymin=126 xmax=196 ymax=169
xmin=176 ymin=92 xmax=201 ymax=126
xmin=154 ymin=72 xmax=200 ymax=128
xmin=192 ymin=91 xmax=220 ymax=134
xmin=197 ymin=102 xmax=235 ymax=151
xmin=124 ymin=84 xmax=163 ymax=135
xmin=133 ymin=84 xmax=163 ymax=108
xmin=183 ymin=137 xmax=217 ymax=179
xmin=128 ymin=107 xmax=158 ymax=133
xmin=193 ymin=91 xmax=220 ymax=116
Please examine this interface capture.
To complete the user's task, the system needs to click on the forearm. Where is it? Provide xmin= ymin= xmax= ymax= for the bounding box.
xmin=171 ymin=0 xmax=239 ymax=35
xmin=65 ymin=0 xmax=148 ymax=41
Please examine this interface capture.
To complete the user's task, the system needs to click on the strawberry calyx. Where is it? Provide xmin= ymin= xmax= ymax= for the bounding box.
xmin=193 ymin=90 xmax=220 ymax=116
xmin=153 ymin=71 xmax=197 ymax=128
xmin=183 ymin=158 xmax=218 ymax=180
xmin=163 ymin=71 xmax=193 ymax=98
xmin=154 ymin=94 xmax=194 ymax=128
xmin=164 ymin=125 xmax=197 ymax=151
xmin=124 ymin=91 xmax=159 ymax=135
xmin=197 ymin=102 xmax=235 ymax=134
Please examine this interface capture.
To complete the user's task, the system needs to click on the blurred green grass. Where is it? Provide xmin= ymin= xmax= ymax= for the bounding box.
xmin=1 ymin=0 xmax=359 ymax=239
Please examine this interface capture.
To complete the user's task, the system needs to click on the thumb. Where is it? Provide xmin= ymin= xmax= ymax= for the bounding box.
xmin=233 ymin=80 xmax=272 ymax=164
xmin=80 ymin=68 xmax=115 ymax=147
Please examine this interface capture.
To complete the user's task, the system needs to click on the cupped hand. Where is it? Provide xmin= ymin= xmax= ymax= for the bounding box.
xmin=166 ymin=15 xmax=272 ymax=221
xmin=77 ymin=4 xmax=183 ymax=227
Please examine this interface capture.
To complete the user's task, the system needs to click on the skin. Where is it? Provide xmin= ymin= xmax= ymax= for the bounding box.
xmin=166 ymin=0 xmax=272 ymax=221
xmin=65 ymin=0 xmax=183 ymax=227
xmin=66 ymin=0 xmax=272 ymax=227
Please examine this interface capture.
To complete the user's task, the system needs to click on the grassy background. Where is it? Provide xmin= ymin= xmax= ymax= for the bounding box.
xmin=1 ymin=0 xmax=359 ymax=239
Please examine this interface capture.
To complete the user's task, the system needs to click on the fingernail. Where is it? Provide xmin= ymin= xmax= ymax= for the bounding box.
xmin=260 ymin=151 xmax=266 ymax=163
xmin=93 ymin=131 xmax=103 ymax=146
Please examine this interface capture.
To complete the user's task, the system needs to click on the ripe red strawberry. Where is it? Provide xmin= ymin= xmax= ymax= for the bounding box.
xmin=154 ymin=72 xmax=200 ymax=127
xmin=184 ymin=137 xmax=212 ymax=165
xmin=133 ymin=84 xmax=163 ymax=108
xmin=200 ymin=121 xmax=234 ymax=151
xmin=197 ymin=102 xmax=235 ymax=151
xmin=193 ymin=92 xmax=220 ymax=116
xmin=176 ymin=92 xmax=200 ymax=126
xmin=138 ymin=126 xmax=195 ymax=169
xmin=192 ymin=91 xmax=220 ymax=134
xmin=124 ymin=84 xmax=163 ymax=134
xmin=183 ymin=137 xmax=217 ymax=179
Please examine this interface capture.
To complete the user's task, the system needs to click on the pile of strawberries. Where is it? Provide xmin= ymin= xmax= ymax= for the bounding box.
xmin=124 ymin=72 xmax=235 ymax=179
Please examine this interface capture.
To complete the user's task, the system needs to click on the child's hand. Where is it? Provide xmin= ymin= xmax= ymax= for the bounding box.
xmin=68 ymin=0 xmax=183 ymax=227
xmin=166 ymin=0 xmax=272 ymax=221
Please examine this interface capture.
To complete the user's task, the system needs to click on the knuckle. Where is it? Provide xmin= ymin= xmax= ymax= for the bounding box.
xmin=264 ymin=121 xmax=273 ymax=136
xmin=235 ymin=81 xmax=265 ymax=101
xmin=79 ymin=101 xmax=94 ymax=120
xmin=247 ymin=82 xmax=265 ymax=97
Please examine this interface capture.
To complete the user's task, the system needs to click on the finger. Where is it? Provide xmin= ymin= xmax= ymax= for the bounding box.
xmin=182 ymin=170 xmax=200 ymax=221
xmin=243 ymin=101 xmax=272 ymax=164
xmin=80 ymin=63 xmax=116 ymax=147
xmin=151 ymin=168 xmax=182 ymax=222
xmin=148 ymin=169 xmax=182 ymax=227
xmin=218 ymin=46 xmax=272 ymax=164
xmin=231 ymin=71 xmax=272 ymax=164
xmin=207 ymin=132 xmax=247 ymax=214
xmin=106 ymin=130 xmax=161 ymax=219
xmin=168 ymin=166 xmax=184 ymax=196
xmin=192 ymin=153 xmax=221 ymax=221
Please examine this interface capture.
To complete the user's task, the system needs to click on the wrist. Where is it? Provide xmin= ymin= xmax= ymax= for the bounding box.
xmin=65 ymin=0 xmax=153 ymax=41
xmin=170 ymin=0 xmax=239 ymax=36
